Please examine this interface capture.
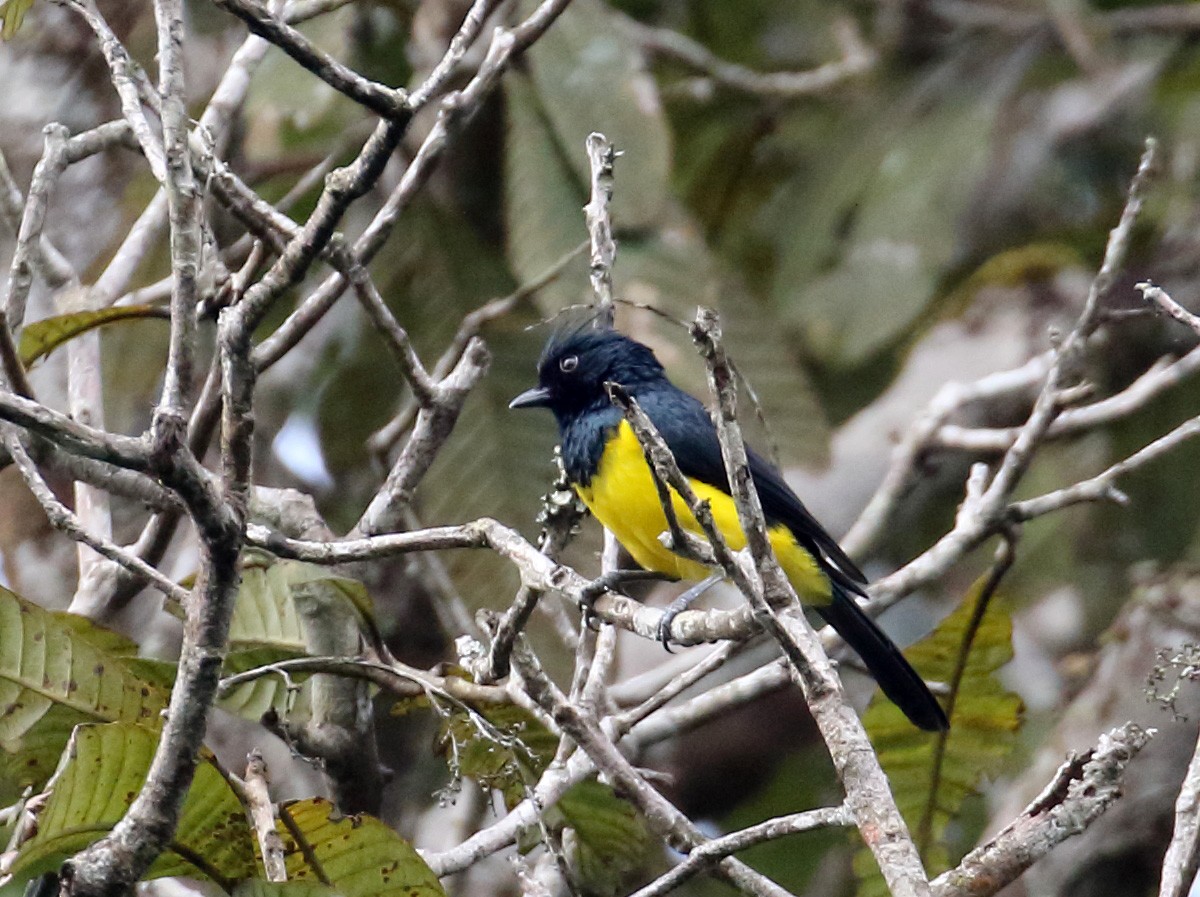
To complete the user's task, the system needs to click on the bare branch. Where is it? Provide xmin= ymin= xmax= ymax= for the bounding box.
xmin=690 ymin=307 xmax=932 ymax=897
xmin=932 ymin=724 xmax=1153 ymax=897
xmin=1139 ymin=281 xmax=1200 ymax=338
xmin=629 ymin=805 xmax=854 ymax=897
xmin=1008 ymin=412 xmax=1200 ymax=521
xmin=153 ymin=0 xmax=200 ymax=429
xmin=628 ymin=15 xmax=875 ymax=100
xmin=407 ymin=0 xmax=499 ymax=111
xmin=235 ymin=751 xmax=288 ymax=882
xmin=246 ymin=518 xmax=756 ymax=644
xmin=983 ymin=137 xmax=1157 ymax=504
xmin=584 ymin=132 xmax=617 ymax=327
xmin=347 ymin=264 xmax=437 ymax=405
xmin=251 ymin=0 xmax=577 ymax=375
xmin=0 ymin=390 xmax=148 ymax=470
xmin=57 ymin=0 xmax=168 ymax=184
xmin=3 ymin=431 xmax=190 ymax=608
xmin=353 ymin=336 xmax=491 ymax=536
xmin=212 ymin=0 xmax=409 ymax=119
xmin=3 ymin=123 xmax=71 ymax=329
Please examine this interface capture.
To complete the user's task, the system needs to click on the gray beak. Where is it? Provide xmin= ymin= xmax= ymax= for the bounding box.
xmin=509 ymin=386 xmax=552 ymax=409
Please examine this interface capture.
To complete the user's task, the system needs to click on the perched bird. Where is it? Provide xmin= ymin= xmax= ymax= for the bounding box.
xmin=510 ymin=325 xmax=948 ymax=732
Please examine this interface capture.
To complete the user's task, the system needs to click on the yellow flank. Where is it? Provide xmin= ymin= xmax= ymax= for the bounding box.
xmin=574 ymin=420 xmax=832 ymax=604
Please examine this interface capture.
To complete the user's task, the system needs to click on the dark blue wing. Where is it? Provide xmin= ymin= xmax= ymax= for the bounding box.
xmin=635 ymin=385 xmax=867 ymax=595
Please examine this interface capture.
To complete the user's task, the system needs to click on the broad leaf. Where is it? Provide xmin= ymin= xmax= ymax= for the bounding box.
xmin=519 ymin=0 xmax=671 ymax=229
xmin=503 ymin=70 xmax=592 ymax=314
xmin=557 ymin=778 xmax=652 ymax=896
xmin=0 ymin=589 xmax=170 ymax=796
xmin=18 ymin=306 xmax=168 ymax=368
xmin=768 ymin=54 xmax=1009 ymax=368
xmin=855 ymin=575 xmax=1023 ymax=894
xmin=5 ymin=723 xmax=256 ymax=887
xmin=233 ymin=883 xmax=341 ymax=897
xmin=277 ymin=798 xmax=446 ymax=897
xmin=218 ymin=554 xmax=377 ymax=720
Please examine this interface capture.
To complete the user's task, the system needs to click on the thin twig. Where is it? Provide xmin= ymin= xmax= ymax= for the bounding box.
xmin=629 ymin=805 xmax=854 ymax=897
xmin=628 ymin=15 xmax=875 ymax=100
xmin=1139 ymin=281 xmax=1200 ymax=338
xmin=3 ymin=431 xmax=190 ymax=608
xmin=211 ymin=0 xmax=410 ymax=119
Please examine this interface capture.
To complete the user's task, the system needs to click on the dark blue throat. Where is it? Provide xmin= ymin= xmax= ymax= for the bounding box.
xmin=556 ymin=402 xmax=622 ymax=488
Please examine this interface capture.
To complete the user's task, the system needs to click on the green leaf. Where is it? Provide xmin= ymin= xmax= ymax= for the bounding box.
xmin=519 ymin=0 xmax=671 ymax=229
xmin=558 ymin=779 xmax=652 ymax=896
xmin=218 ymin=554 xmax=378 ymax=720
xmin=0 ymin=0 xmax=35 ymax=40
xmin=0 ymin=589 xmax=170 ymax=795
xmin=277 ymin=797 xmax=446 ymax=897
xmin=233 ymin=882 xmax=341 ymax=897
xmin=855 ymin=575 xmax=1024 ymax=894
xmin=18 ymin=306 xmax=169 ymax=367
xmin=768 ymin=57 xmax=1008 ymax=368
xmin=503 ymin=70 xmax=592 ymax=313
xmin=5 ymin=723 xmax=256 ymax=887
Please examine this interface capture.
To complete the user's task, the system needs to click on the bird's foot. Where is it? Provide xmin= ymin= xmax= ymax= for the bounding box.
xmin=657 ymin=573 xmax=724 ymax=652
xmin=580 ymin=570 xmax=675 ymax=630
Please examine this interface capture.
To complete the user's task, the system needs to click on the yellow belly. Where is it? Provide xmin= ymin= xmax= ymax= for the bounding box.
xmin=574 ymin=420 xmax=831 ymax=604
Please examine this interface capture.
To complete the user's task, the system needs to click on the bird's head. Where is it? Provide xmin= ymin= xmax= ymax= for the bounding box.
xmin=509 ymin=326 xmax=664 ymax=421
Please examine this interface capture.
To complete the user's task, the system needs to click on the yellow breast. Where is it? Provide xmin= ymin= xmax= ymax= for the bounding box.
xmin=573 ymin=420 xmax=831 ymax=604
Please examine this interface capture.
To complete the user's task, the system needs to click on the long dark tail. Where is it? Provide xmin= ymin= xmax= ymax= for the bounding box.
xmin=816 ymin=586 xmax=949 ymax=732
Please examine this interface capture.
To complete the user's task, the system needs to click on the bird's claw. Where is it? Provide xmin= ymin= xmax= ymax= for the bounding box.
xmin=656 ymin=573 xmax=724 ymax=653
xmin=581 ymin=570 xmax=673 ymax=632
xmin=657 ymin=608 xmax=679 ymax=652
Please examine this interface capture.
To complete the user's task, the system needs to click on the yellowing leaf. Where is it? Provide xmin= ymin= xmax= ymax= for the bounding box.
xmin=5 ymin=723 xmax=256 ymax=887
xmin=277 ymin=798 xmax=446 ymax=897
xmin=0 ymin=0 xmax=35 ymax=40
xmin=18 ymin=306 xmax=169 ymax=367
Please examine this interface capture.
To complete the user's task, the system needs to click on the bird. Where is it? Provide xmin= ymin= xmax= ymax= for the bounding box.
xmin=510 ymin=324 xmax=948 ymax=732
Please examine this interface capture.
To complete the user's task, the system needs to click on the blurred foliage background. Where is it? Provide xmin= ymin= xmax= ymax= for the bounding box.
xmin=4 ymin=0 xmax=1200 ymax=894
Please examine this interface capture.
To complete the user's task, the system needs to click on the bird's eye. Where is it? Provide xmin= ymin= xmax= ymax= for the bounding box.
xmin=559 ymin=355 xmax=579 ymax=374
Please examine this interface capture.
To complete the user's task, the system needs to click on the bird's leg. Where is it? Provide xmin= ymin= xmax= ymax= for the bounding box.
xmin=658 ymin=573 xmax=724 ymax=650
xmin=579 ymin=570 xmax=677 ymax=630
